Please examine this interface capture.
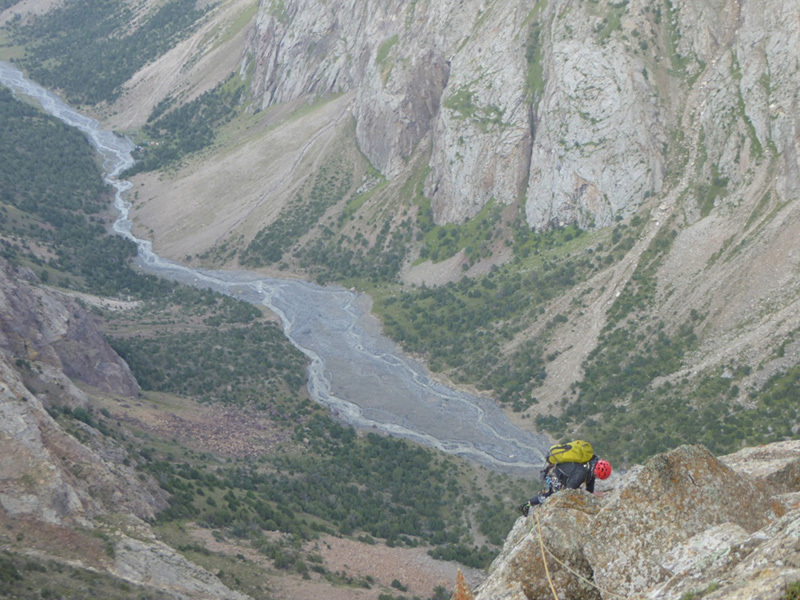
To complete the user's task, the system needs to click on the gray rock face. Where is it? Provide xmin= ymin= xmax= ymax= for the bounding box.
xmin=0 ymin=259 xmax=139 ymax=398
xmin=0 ymin=259 xmax=160 ymax=523
xmin=472 ymin=444 xmax=800 ymax=600
xmin=0 ymin=341 xmax=165 ymax=525
xmin=0 ymin=259 xmax=249 ymax=599
xmin=113 ymin=536 xmax=251 ymax=600
xmin=246 ymin=0 xmax=800 ymax=230
xmin=584 ymin=445 xmax=780 ymax=598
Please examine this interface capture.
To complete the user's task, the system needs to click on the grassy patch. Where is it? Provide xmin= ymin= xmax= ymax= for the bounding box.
xmin=696 ymin=165 xmax=728 ymax=217
xmin=217 ymin=0 xmax=260 ymax=48
xmin=443 ymin=85 xmax=506 ymax=130
xmin=376 ymin=34 xmax=399 ymax=67
xmin=239 ymin=157 xmax=354 ymax=266
xmin=525 ymin=20 xmax=545 ymax=101
xmin=9 ymin=0 xmax=207 ymax=105
xmin=783 ymin=581 xmax=800 ymax=600
xmin=593 ymin=1 xmax=628 ymax=42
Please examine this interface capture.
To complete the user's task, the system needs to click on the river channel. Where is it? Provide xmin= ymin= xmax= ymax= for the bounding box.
xmin=1 ymin=61 xmax=549 ymax=475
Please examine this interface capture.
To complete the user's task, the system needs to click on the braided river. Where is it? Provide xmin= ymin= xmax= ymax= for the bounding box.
xmin=1 ymin=62 xmax=549 ymax=474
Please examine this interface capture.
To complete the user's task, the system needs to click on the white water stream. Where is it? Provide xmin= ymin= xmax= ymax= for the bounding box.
xmin=1 ymin=62 xmax=549 ymax=474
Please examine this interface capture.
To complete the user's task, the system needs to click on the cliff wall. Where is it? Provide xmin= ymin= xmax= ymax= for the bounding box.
xmin=245 ymin=0 xmax=800 ymax=229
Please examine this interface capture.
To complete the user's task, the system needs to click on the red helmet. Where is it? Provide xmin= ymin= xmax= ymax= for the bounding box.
xmin=594 ymin=459 xmax=612 ymax=480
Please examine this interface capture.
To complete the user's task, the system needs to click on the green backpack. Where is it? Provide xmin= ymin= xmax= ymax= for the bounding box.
xmin=547 ymin=440 xmax=594 ymax=465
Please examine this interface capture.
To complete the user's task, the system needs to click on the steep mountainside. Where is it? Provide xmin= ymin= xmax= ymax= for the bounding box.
xmin=0 ymin=259 xmax=248 ymax=600
xmin=3 ymin=0 xmax=799 ymax=463
xmin=239 ymin=0 xmax=800 ymax=461
xmin=245 ymin=0 xmax=799 ymax=229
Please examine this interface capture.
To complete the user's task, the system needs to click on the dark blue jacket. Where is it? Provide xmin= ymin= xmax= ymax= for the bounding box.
xmin=551 ymin=456 xmax=597 ymax=493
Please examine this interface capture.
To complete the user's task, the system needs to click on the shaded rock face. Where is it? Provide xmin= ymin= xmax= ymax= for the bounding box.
xmin=473 ymin=444 xmax=800 ymax=600
xmin=246 ymin=0 xmax=800 ymax=229
xmin=0 ymin=259 xmax=139 ymax=398
xmin=0 ymin=259 xmax=162 ymax=524
xmin=0 ymin=349 xmax=166 ymax=525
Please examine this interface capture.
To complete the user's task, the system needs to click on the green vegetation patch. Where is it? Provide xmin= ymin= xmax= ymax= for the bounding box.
xmin=10 ymin=0 xmax=207 ymax=105
xmin=137 ymin=416 xmax=527 ymax=571
xmin=241 ymin=158 xmax=353 ymax=266
xmin=0 ymin=88 xmax=106 ymax=213
xmin=417 ymin=198 xmax=503 ymax=265
xmin=376 ymin=34 xmax=399 ymax=67
xmin=0 ymin=87 xmax=171 ymax=295
xmin=298 ymin=215 xmax=413 ymax=284
xmin=661 ymin=0 xmax=704 ymax=81
xmin=731 ymin=53 xmax=765 ymax=161
xmin=0 ymin=550 xmax=173 ymax=600
xmin=443 ymin=85 xmax=505 ymax=130
xmin=111 ymin=321 xmax=307 ymax=406
xmin=126 ymin=72 xmax=248 ymax=174
xmin=293 ymin=163 xmax=429 ymax=285
xmin=593 ymin=0 xmax=628 ymax=42
xmin=784 ymin=581 xmax=800 ymax=600
xmin=525 ymin=21 xmax=545 ymax=101
xmin=267 ymin=0 xmax=289 ymax=23
xmin=696 ymin=165 xmax=729 ymax=218
xmin=375 ymin=220 xmax=594 ymax=411
xmin=537 ymin=216 xmax=800 ymax=465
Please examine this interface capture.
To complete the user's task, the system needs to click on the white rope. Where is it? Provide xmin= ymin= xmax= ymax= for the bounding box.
xmin=532 ymin=511 xmax=628 ymax=600
xmin=535 ymin=508 xmax=560 ymax=600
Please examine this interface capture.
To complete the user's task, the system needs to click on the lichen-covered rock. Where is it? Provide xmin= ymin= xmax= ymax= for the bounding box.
xmin=720 ymin=440 xmax=800 ymax=495
xmin=639 ymin=508 xmax=800 ymax=600
xmin=472 ymin=444 xmax=799 ymax=600
xmin=584 ymin=445 xmax=783 ymax=598
xmin=475 ymin=490 xmax=603 ymax=600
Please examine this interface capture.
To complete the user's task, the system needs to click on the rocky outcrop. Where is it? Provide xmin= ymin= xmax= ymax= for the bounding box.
xmin=245 ymin=0 xmax=800 ymax=229
xmin=0 ymin=259 xmax=163 ymax=524
xmin=0 ymin=258 xmax=250 ymax=599
xmin=0 ymin=354 xmax=167 ymax=523
xmin=112 ymin=535 xmax=251 ymax=600
xmin=721 ymin=440 xmax=800 ymax=497
xmin=472 ymin=444 xmax=800 ymax=600
xmin=0 ymin=260 xmax=139 ymax=398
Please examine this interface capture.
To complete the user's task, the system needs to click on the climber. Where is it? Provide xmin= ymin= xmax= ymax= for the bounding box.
xmin=518 ymin=440 xmax=612 ymax=517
